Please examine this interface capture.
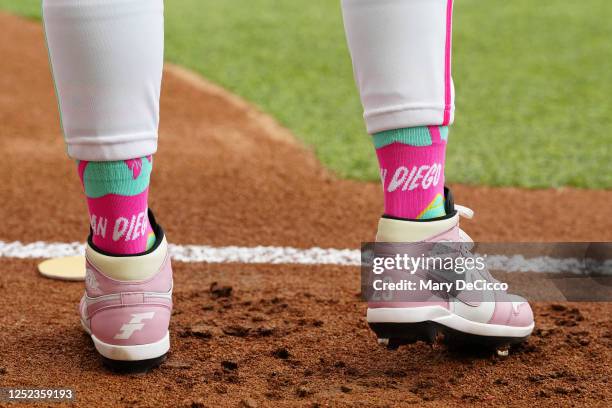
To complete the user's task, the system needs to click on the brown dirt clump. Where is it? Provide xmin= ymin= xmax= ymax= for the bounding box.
xmin=0 ymin=12 xmax=610 ymax=407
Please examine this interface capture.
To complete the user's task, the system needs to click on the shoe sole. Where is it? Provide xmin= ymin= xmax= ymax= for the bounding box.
xmin=367 ymin=306 xmax=533 ymax=350
xmin=81 ymin=320 xmax=170 ymax=372
xmin=369 ymin=321 xmax=531 ymax=351
xmin=100 ymin=354 xmax=167 ymax=373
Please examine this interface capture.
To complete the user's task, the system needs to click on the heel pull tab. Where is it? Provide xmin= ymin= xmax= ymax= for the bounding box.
xmin=455 ymin=205 xmax=474 ymax=219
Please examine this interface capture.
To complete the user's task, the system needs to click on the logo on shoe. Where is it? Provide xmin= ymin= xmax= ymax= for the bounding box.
xmin=114 ymin=312 xmax=155 ymax=340
xmin=85 ymin=266 xmax=99 ymax=292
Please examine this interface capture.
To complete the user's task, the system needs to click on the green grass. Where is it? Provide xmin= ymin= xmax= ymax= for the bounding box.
xmin=1 ymin=0 xmax=610 ymax=188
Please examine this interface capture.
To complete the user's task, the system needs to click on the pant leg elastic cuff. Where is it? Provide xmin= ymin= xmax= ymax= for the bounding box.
xmin=365 ymin=107 xmax=453 ymax=134
xmin=67 ymin=138 xmax=157 ymax=161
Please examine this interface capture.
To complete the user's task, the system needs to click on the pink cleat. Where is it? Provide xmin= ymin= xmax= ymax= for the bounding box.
xmin=367 ymin=188 xmax=534 ymax=354
xmin=79 ymin=211 xmax=172 ymax=371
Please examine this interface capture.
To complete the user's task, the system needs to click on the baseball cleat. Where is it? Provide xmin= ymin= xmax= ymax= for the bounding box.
xmin=368 ymin=188 xmax=534 ymax=354
xmin=79 ymin=210 xmax=173 ymax=372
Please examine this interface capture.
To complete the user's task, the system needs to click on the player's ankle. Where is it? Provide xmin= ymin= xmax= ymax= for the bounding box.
xmin=77 ymin=156 xmax=156 ymax=255
xmin=373 ymin=126 xmax=448 ymax=220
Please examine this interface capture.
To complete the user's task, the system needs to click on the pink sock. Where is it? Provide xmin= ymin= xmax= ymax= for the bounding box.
xmin=374 ymin=126 xmax=448 ymax=220
xmin=77 ymin=156 xmax=156 ymax=255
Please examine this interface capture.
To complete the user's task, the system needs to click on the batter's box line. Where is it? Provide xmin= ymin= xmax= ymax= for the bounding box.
xmin=0 ymin=240 xmax=610 ymax=273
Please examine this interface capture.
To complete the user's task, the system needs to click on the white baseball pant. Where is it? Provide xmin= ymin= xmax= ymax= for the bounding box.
xmin=43 ymin=0 xmax=453 ymax=161
xmin=43 ymin=0 xmax=164 ymax=161
xmin=341 ymin=0 xmax=455 ymax=134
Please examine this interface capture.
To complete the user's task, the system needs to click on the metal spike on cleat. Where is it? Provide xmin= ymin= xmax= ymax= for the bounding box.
xmin=377 ymin=338 xmax=389 ymax=347
xmin=496 ymin=346 xmax=510 ymax=357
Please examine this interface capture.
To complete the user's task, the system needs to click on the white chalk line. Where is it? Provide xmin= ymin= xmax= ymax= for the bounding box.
xmin=0 ymin=240 xmax=608 ymax=274
xmin=0 ymin=240 xmax=359 ymax=266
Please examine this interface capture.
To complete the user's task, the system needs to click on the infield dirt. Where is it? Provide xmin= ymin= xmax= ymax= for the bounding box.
xmin=0 ymin=13 xmax=610 ymax=408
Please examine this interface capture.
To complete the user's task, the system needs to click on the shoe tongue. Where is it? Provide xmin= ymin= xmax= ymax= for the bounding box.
xmin=443 ymin=187 xmax=455 ymax=214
